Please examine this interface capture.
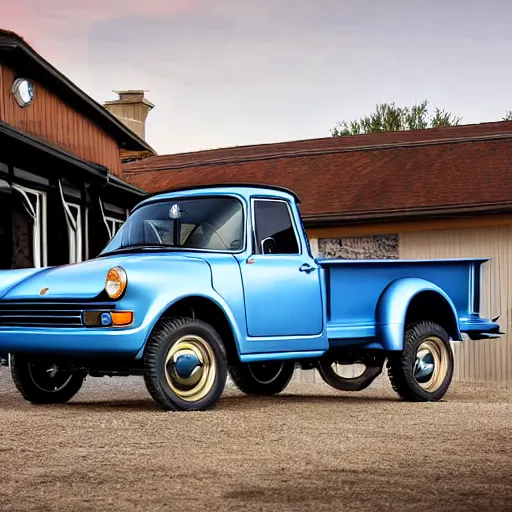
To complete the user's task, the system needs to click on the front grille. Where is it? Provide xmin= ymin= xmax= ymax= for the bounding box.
xmin=0 ymin=301 xmax=116 ymax=328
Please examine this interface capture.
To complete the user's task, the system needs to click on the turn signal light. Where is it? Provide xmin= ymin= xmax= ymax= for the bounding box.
xmin=111 ymin=311 xmax=134 ymax=326
xmin=82 ymin=311 xmax=134 ymax=327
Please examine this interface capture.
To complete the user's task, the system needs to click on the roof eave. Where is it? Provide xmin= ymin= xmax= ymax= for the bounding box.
xmin=0 ymin=120 xmax=108 ymax=181
xmin=302 ymin=202 xmax=512 ymax=227
xmin=0 ymin=34 xmax=156 ymax=155
xmin=107 ymin=174 xmax=147 ymax=197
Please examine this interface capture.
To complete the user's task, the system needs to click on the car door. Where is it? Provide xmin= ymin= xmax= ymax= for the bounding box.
xmin=239 ymin=197 xmax=324 ymax=338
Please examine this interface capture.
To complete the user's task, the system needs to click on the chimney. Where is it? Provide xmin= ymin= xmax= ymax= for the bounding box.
xmin=104 ymin=90 xmax=154 ymax=141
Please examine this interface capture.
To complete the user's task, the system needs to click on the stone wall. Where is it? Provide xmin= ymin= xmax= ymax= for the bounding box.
xmin=318 ymin=234 xmax=399 ymax=259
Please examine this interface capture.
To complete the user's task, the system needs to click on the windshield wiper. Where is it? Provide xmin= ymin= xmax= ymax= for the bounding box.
xmin=99 ymin=243 xmax=178 ymax=256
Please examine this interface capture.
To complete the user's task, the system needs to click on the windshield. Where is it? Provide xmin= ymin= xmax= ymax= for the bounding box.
xmin=101 ymin=196 xmax=245 ymax=254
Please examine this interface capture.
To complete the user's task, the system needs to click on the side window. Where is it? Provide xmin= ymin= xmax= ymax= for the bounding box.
xmin=253 ymin=200 xmax=299 ymax=255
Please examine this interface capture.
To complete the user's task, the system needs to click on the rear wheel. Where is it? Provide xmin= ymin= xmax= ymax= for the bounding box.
xmin=143 ymin=317 xmax=227 ymax=411
xmin=229 ymin=360 xmax=295 ymax=395
xmin=10 ymin=354 xmax=85 ymax=404
xmin=386 ymin=321 xmax=454 ymax=402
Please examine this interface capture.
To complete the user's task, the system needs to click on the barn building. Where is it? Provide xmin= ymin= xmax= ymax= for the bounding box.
xmin=122 ymin=121 xmax=512 ymax=388
xmin=0 ymin=29 xmax=153 ymax=270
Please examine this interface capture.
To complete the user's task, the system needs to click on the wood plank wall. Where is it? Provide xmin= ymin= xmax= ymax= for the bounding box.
xmin=0 ymin=65 xmax=122 ymax=177
xmin=400 ymin=225 xmax=512 ymax=388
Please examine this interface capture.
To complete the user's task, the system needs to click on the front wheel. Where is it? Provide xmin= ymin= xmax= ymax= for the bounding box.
xmin=228 ymin=360 xmax=295 ymax=395
xmin=386 ymin=321 xmax=454 ymax=402
xmin=10 ymin=354 xmax=85 ymax=404
xmin=143 ymin=317 xmax=228 ymax=411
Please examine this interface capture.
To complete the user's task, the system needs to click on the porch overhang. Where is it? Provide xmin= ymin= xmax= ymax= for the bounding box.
xmin=0 ymin=121 xmax=147 ymax=207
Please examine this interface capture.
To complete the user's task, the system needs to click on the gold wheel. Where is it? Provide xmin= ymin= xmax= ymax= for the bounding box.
xmin=164 ymin=335 xmax=217 ymax=402
xmin=413 ymin=336 xmax=450 ymax=392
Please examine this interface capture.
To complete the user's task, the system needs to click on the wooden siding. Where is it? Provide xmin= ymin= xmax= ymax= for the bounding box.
xmin=400 ymin=226 xmax=512 ymax=388
xmin=0 ymin=65 xmax=122 ymax=176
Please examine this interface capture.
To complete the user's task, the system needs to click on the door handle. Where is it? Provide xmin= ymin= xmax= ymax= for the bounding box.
xmin=299 ymin=263 xmax=316 ymax=274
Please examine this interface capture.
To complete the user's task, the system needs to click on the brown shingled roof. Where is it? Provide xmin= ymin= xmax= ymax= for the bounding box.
xmin=123 ymin=121 xmax=512 ymax=225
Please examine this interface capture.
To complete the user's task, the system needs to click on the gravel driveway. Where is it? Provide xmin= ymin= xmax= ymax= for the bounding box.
xmin=1 ymin=370 xmax=511 ymax=512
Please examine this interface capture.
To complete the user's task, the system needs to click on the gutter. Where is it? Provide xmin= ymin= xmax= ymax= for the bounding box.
xmin=107 ymin=174 xmax=147 ymax=197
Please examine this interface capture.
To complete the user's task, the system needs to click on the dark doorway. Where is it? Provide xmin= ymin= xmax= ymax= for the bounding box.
xmin=11 ymin=199 xmax=33 ymax=269
xmin=0 ymin=179 xmax=13 ymax=270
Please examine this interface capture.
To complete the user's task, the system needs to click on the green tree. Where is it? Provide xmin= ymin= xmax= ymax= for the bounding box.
xmin=331 ymin=100 xmax=462 ymax=137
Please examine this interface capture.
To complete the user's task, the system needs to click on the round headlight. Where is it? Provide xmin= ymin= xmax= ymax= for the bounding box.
xmin=105 ymin=266 xmax=127 ymax=299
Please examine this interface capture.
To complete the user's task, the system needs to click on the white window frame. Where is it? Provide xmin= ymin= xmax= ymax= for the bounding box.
xmin=66 ymin=203 xmax=82 ymax=264
xmin=85 ymin=206 xmax=89 ymax=260
xmin=105 ymin=216 xmax=124 ymax=239
xmin=12 ymin=184 xmax=47 ymax=268
xmin=58 ymin=180 xmax=82 ymax=264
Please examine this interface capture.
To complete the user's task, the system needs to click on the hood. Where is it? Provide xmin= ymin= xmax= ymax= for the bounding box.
xmin=0 ymin=252 xmax=208 ymax=301
xmin=0 ymin=267 xmax=48 ymax=299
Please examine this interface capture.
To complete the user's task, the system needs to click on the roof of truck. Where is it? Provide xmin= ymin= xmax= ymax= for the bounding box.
xmin=132 ymin=183 xmax=301 ymax=212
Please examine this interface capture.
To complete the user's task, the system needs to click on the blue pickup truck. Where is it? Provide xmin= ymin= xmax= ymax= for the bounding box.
xmin=0 ymin=184 xmax=503 ymax=411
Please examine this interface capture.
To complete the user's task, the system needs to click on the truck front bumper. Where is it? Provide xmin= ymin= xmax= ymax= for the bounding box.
xmin=0 ymin=326 xmax=147 ymax=358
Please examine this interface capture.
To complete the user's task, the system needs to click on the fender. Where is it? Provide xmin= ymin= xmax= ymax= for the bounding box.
xmin=133 ymin=290 xmax=245 ymax=360
xmin=375 ymin=277 xmax=462 ymax=351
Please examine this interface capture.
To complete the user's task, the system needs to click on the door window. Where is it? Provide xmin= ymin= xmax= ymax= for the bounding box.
xmin=253 ymin=199 xmax=300 ymax=255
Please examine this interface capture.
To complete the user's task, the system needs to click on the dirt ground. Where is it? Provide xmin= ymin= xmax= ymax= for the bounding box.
xmin=1 ymin=371 xmax=511 ymax=512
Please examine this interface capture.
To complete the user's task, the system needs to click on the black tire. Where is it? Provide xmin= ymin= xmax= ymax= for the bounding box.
xmin=143 ymin=317 xmax=227 ymax=411
xmin=228 ymin=360 xmax=295 ymax=395
xmin=386 ymin=321 xmax=454 ymax=402
xmin=10 ymin=354 xmax=85 ymax=404
xmin=316 ymin=360 xmax=384 ymax=392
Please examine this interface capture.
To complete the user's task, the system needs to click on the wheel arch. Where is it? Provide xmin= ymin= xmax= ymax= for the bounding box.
xmin=376 ymin=278 xmax=462 ymax=351
xmin=137 ymin=294 xmax=243 ymax=366
xmin=404 ymin=290 xmax=460 ymax=342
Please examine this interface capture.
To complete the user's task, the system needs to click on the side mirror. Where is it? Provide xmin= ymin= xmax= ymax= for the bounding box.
xmin=261 ymin=237 xmax=277 ymax=254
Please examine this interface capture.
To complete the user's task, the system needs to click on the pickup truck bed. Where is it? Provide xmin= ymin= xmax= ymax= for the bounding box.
xmin=320 ymin=257 xmax=498 ymax=348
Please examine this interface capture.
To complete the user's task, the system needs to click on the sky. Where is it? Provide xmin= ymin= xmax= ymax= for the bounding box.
xmin=3 ymin=0 xmax=512 ymax=155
